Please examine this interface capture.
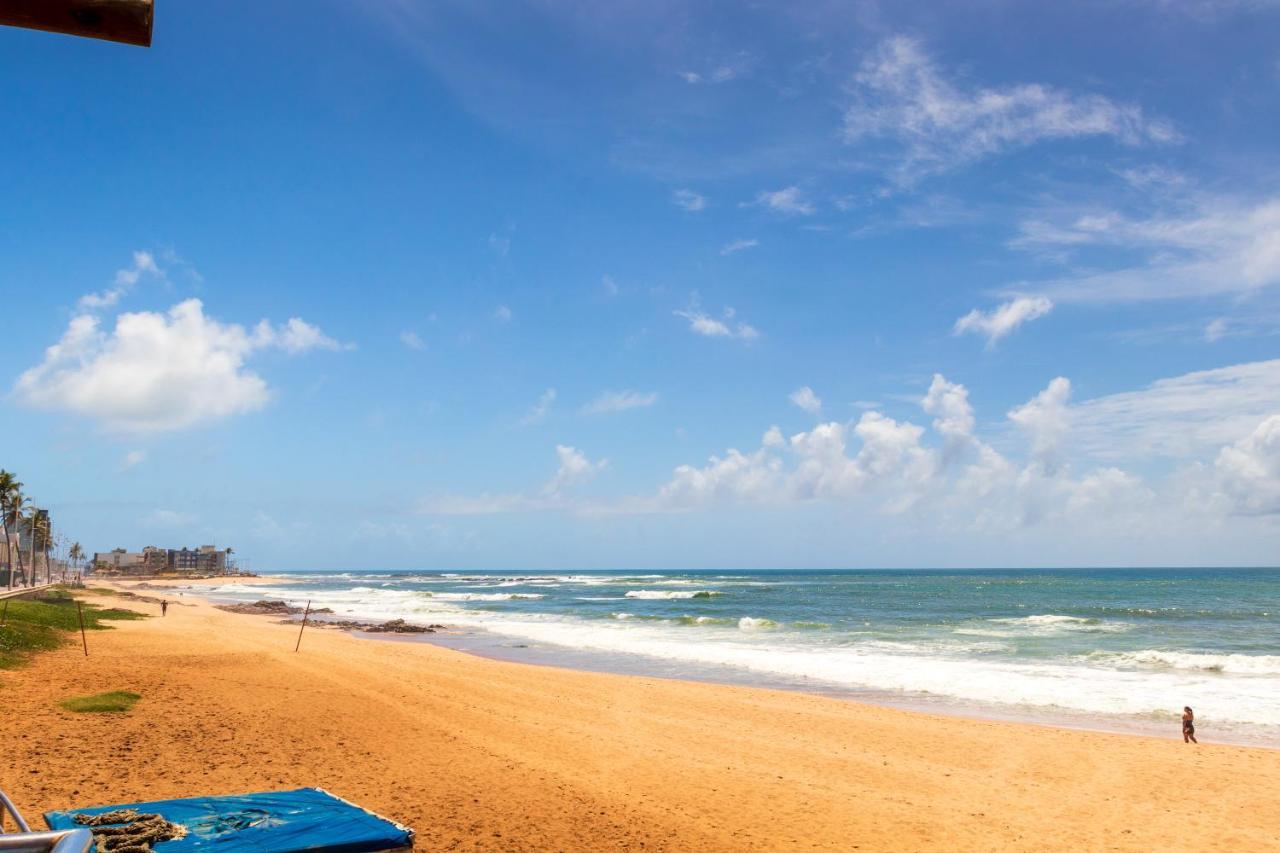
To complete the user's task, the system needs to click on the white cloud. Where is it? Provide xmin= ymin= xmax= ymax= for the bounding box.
xmin=1067 ymin=359 xmax=1280 ymax=461
xmin=954 ymin=295 xmax=1053 ymax=345
xmin=720 ymin=238 xmax=759 ymax=256
xmin=1008 ymin=377 xmax=1072 ymax=472
xmin=1012 ymin=196 xmax=1280 ymax=303
xmin=494 ymin=304 xmax=513 ymax=323
xmin=78 ymin=250 xmax=162 ymax=313
xmin=13 ymin=299 xmax=345 ymax=433
xmin=400 ymin=330 xmax=426 ymax=350
xmin=601 ymin=274 xmax=620 ymax=296
xmin=1204 ymin=318 xmax=1229 ymax=343
xmin=844 ymin=37 xmax=1177 ymax=183
xmin=675 ymin=306 xmax=759 ymax=341
xmin=580 ymin=390 xmax=658 ymax=415
xmin=121 ymin=449 xmax=146 ymax=471
xmin=672 ymin=189 xmax=707 ymax=211
xmin=789 ymin=386 xmax=822 ymax=414
xmin=520 ymin=388 xmax=557 ymax=425
xmin=488 ymin=233 xmax=511 ymax=256
xmin=543 ymin=444 xmax=608 ymax=496
xmin=1214 ymin=414 xmax=1280 ymax=515
xmin=418 ymin=445 xmax=605 ymax=514
xmin=754 ymin=186 xmax=814 ymax=215
xmin=921 ymin=374 xmax=976 ymax=452
xmin=145 ymin=508 xmax=195 ymax=527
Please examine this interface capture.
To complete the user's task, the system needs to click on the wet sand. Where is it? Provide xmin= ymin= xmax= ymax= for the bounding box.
xmin=2 ymin=586 xmax=1277 ymax=851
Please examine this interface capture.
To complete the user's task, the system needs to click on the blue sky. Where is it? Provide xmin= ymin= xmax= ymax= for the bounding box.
xmin=2 ymin=0 xmax=1279 ymax=569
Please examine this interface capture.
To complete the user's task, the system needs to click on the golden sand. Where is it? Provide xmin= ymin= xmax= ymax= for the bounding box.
xmin=2 ymin=586 xmax=1277 ymax=851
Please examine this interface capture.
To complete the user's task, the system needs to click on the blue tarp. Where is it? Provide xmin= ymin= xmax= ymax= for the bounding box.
xmin=44 ymin=787 xmax=413 ymax=852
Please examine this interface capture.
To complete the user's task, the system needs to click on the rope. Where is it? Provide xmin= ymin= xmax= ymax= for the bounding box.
xmin=73 ymin=809 xmax=188 ymax=852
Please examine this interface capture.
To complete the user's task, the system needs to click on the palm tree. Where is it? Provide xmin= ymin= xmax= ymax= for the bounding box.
xmin=5 ymin=490 xmax=30 ymax=588
xmin=33 ymin=512 xmax=53 ymax=585
xmin=70 ymin=542 xmax=84 ymax=579
xmin=0 ymin=470 xmax=19 ymax=590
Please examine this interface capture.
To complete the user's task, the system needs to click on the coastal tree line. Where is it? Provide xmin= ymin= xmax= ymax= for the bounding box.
xmin=0 ymin=469 xmax=83 ymax=590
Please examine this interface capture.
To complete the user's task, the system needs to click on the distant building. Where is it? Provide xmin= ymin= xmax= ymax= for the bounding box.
xmin=91 ymin=544 xmax=234 ymax=576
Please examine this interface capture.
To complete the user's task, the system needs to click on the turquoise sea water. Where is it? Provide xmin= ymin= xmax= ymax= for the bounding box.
xmin=197 ymin=568 xmax=1280 ymax=744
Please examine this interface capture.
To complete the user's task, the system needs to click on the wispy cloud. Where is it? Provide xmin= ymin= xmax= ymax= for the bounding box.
xmin=753 ymin=186 xmax=814 ymax=215
xmin=844 ymin=37 xmax=1177 ymax=183
xmin=400 ymin=330 xmax=425 ymax=350
xmin=954 ymin=296 xmax=1053 ymax=345
xmin=1012 ymin=196 xmax=1280 ymax=303
xmin=580 ymin=390 xmax=659 ymax=415
xmin=672 ymin=188 xmax=707 ymax=211
xmin=78 ymin=250 xmax=163 ymax=313
xmin=494 ymin=304 xmax=513 ymax=323
xmin=675 ymin=305 xmax=759 ymax=341
xmin=720 ymin=238 xmax=759 ymax=256
xmin=520 ymin=388 xmax=557 ymax=425
xmin=121 ymin=449 xmax=146 ymax=471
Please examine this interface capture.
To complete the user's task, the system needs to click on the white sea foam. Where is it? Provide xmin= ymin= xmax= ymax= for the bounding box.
xmin=986 ymin=614 xmax=1130 ymax=634
xmin=428 ymin=592 xmax=544 ymax=602
xmin=1088 ymin=650 xmax=1280 ymax=675
xmin=624 ymin=589 xmax=720 ymax=600
xmin=738 ymin=617 xmax=777 ymax=631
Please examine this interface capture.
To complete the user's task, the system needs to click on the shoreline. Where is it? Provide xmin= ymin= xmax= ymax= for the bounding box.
xmin=166 ymin=577 xmax=1280 ymax=751
xmin=4 ymin=584 xmax=1279 ymax=850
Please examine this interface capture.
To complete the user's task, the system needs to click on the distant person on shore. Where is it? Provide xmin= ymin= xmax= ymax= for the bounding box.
xmin=161 ymin=599 xmax=169 ymax=617
xmin=1182 ymin=706 xmax=1197 ymax=743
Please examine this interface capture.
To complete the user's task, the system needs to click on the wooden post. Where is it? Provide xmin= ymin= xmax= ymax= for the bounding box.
xmin=1 ymin=599 xmax=7 ymax=627
xmin=76 ymin=601 xmax=89 ymax=656
xmin=294 ymin=600 xmax=311 ymax=652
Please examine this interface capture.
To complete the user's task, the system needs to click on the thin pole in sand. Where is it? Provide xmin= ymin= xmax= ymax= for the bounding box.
xmin=76 ymin=600 xmax=89 ymax=656
xmin=295 ymin=600 xmax=311 ymax=652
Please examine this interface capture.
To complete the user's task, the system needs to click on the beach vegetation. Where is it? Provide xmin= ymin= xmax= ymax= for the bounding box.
xmin=0 ymin=589 xmax=147 ymax=668
xmin=59 ymin=690 xmax=141 ymax=713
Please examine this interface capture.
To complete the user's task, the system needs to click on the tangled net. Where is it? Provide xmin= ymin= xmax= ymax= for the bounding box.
xmin=73 ymin=809 xmax=188 ymax=853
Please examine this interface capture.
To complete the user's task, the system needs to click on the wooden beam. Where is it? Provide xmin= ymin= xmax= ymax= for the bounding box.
xmin=0 ymin=0 xmax=153 ymax=47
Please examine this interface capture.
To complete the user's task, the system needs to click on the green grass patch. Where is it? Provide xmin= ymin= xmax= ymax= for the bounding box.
xmin=59 ymin=690 xmax=141 ymax=713
xmin=0 ymin=591 xmax=148 ymax=668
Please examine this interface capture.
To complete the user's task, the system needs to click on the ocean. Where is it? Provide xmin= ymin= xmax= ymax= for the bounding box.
xmin=196 ymin=568 xmax=1280 ymax=745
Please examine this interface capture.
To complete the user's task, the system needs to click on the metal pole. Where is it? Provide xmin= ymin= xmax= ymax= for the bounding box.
xmin=294 ymin=600 xmax=311 ymax=652
xmin=76 ymin=601 xmax=88 ymax=656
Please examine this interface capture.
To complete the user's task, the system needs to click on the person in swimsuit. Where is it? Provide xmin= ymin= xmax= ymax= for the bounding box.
xmin=1182 ymin=706 xmax=1197 ymax=743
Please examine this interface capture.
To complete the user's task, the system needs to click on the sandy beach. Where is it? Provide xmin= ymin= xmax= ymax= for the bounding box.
xmin=2 ymin=585 xmax=1278 ymax=852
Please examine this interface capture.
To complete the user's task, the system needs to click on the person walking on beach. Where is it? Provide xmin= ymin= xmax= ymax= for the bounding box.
xmin=161 ymin=599 xmax=168 ymax=617
xmin=1182 ymin=706 xmax=1197 ymax=743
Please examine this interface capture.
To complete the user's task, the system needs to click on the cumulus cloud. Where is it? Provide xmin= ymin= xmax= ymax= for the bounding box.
xmin=13 ymin=299 xmax=346 ymax=433
xmin=844 ymin=37 xmax=1177 ymax=183
xmin=1008 ymin=377 xmax=1072 ymax=472
xmin=922 ymin=374 xmax=976 ymax=452
xmin=580 ymin=390 xmax=658 ymax=415
xmin=675 ymin=305 xmax=759 ymax=341
xmin=954 ymin=295 xmax=1053 ymax=345
xmin=754 ymin=186 xmax=815 ymax=215
xmin=672 ymin=188 xmax=708 ymax=211
xmin=789 ymin=386 xmax=822 ymax=414
xmin=720 ymin=238 xmax=759 ymax=256
xmin=543 ymin=444 xmax=608 ymax=496
xmin=1214 ymin=414 xmax=1280 ymax=515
